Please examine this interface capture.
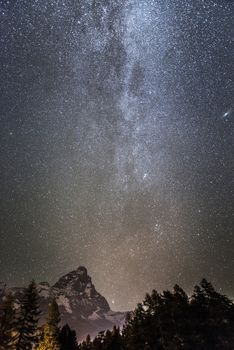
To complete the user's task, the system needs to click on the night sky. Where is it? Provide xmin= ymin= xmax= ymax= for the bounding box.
xmin=0 ymin=0 xmax=233 ymax=311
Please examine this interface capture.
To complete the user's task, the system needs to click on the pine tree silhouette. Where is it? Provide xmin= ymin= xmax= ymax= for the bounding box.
xmin=60 ymin=323 xmax=78 ymax=350
xmin=13 ymin=280 xmax=40 ymax=350
xmin=0 ymin=291 xmax=17 ymax=349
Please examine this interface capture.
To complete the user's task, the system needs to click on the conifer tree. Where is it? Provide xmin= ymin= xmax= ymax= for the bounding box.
xmin=93 ymin=331 xmax=105 ymax=350
xmin=0 ymin=291 xmax=16 ymax=349
xmin=108 ymin=326 xmax=123 ymax=350
xmin=13 ymin=280 xmax=40 ymax=350
xmin=59 ymin=323 xmax=78 ymax=350
xmin=122 ymin=302 xmax=146 ymax=350
xmin=80 ymin=334 xmax=93 ymax=350
xmin=144 ymin=290 xmax=165 ymax=349
xmin=192 ymin=279 xmax=234 ymax=349
xmin=37 ymin=298 xmax=61 ymax=350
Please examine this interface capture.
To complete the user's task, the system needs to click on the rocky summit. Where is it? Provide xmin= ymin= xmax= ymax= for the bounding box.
xmin=1 ymin=267 xmax=126 ymax=340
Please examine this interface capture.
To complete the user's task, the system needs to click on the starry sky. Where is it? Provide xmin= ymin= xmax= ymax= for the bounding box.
xmin=0 ymin=0 xmax=234 ymax=311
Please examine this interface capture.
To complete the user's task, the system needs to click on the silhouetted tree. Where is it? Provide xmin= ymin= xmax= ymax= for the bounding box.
xmin=190 ymin=279 xmax=234 ymax=349
xmin=60 ymin=323 xmax=78 ymax=350
xmin=0 ymin=291 xmax=17 ymax=349
xmin=13 ymin=280 xmax=40 ymax=350
xmin=80 ymin=334 xmax=93 ymax=350
xmin=122 ymin=302 xmax=147 ymax=350
xmin=108 ymin=326 xmax=123 ymax=350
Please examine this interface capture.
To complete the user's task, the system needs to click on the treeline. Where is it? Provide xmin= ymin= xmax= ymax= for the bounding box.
xmin=1 ymin=279 xmax=234 ymax=350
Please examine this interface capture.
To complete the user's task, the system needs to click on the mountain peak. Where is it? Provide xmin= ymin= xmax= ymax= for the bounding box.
xmin=77 ymin=266 xmax=88 ymax=274
xmin=53 ymin=266 xmax=92 ymax=292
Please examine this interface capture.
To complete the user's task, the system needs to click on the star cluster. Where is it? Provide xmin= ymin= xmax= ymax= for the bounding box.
xmin=0 ymin=0 xmax=233 ymax=310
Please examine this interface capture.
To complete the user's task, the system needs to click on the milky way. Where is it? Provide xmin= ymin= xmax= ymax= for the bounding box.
xmin=0 ymin=0 xmax=233 ymax=310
